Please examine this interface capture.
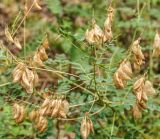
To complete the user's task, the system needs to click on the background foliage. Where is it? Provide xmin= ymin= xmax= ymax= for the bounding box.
xmin=0 ymin=0 xmax=160 ymax=139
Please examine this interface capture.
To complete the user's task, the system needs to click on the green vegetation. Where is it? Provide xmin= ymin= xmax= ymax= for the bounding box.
xmin=0 ymin=0 xmax=160 ymax=139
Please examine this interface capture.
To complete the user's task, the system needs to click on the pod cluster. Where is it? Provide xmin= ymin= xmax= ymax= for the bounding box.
xmin=28 ymin=97 xmax=69 ymax=133
xmin=85 ymin=6 xmax=114 ymax=44
xmin=132 ymin=77 xmax=156 ymax=118
xmin=39 ymin=97 xmax=69 ymax=118
xmin=12 ymin=63 xmax=39 ymax=93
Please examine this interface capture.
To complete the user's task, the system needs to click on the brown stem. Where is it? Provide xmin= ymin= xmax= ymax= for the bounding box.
xmin=56 ymin=120 xmax=61 ymax=139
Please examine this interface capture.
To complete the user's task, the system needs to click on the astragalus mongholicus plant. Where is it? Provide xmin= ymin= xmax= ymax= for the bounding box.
xmin=0 ymin=0 xmax=160 ymax=138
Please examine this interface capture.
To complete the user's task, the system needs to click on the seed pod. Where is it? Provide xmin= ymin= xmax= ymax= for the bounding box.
xmin=131 ymin=38 xmax=145 ymax=70
xmin=21 ymin=71 xmax=30 ymax=90
xmin=143 ymin=80 xmax=156 ymax=96
xmin=121 ymin=61 xmax=132 ymax=76
xmin=33 ymin=70 xmax=39 ymax=86
xmin=85 ymin=20 xmax=104 ymax=44
xmin=133 ymin=77 xmax=145 ymax=93
xmin=12 ymin=103 xmax=25 ymax=123
xmin=132 ymin=77 xmax=152 ymax=112
xmin=29 ymin=110 xmax=38 ymax=121
xmin=25 ymin=68 xmax=35 ymax=84
xmin=80 ymin=115 xmax=94 ymax=139
xmin=138 ymin=100 xmax=147 ymax=109
xmin=51 ymin=99 xmax=62 ymax=118
xmin=88 ymin=119 xmax=94 ymax=133
xmin=41 ymin=98 xmax=50 ymax=108
xmin=117 ymin=68 xmax=131 ymax=80
xmin=34 ymin=0 xmax=42 ymax=10
xmin=133 ymin=77 xmax=145 ymax=102
xmin=113 ymin=71 xmax=125 ymax=88
xmin=33 ymin=53 xmax=44 ymax=67
xmin=35 ymin=116 xmax=48 ymax=133
xmin=58 ymin=100 xmax=69 ymax=118
xmin=39 ymin=107 xmax=48 ymax=116
xmin=81 ymin=117 xmax=89 ymax=139
xmin=5 ymin=27 xmax=14 ymax=43
xmin=12 ymin=63 xmax=25 ymax=83
xmin=38 ymin=47 xmax=48 ymax=61
xmin=13 ymin=68 xmax=24 ymax=83
xmin=13 ymin=103 xmax=20 ymax=119
xmin=153 ymin=30 xmax=160 ymax=57
xmin=14 ymin=37 xmax=22 ymax=49
xmin=42 ymin=37 xmax=49 ymax=49
xmin=132 ymin=103 xmax=142 ymax=119
xmin=12 ymin=63 xmax=38 ymax=94
xmin=16 ymin=106 xmax=25 ymax=123
xmin=104 ymin=6 xmax=114 ymax=41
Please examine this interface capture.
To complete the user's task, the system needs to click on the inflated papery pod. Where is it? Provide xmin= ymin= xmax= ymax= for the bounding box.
xmin=131 ymin=38 xmax=145 ymax=70
xmin=132 ymin=77 xmax=156 ymax=118
xmin=80 ymin=113 xmax=94 ymax=139
xmin=85 ymin=19 xmax=104 ymax=44
xmin=153 ymin=30 xmax=160 ymax=57
xmin=113 ymin=60 xmax=132 ymax=88
xmin=12 ymin=103 xmax=26 ymax=123
xmin=29 ymin=109 xmax=48 ymax=133
xmin=12 ymin=62 xmax=39 ymax=93
xmin=33 ymin=37 xmax=49 ymax=67
xmin=104 ymin=6 xmax=114 ymax=41
xmin=39 ymin=97 xmax=69 ymax=118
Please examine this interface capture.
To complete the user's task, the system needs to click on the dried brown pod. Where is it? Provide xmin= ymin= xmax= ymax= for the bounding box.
xmin=21 ymin=68 xmax=34 ymax=93
xmin=35 ymin=116 xmax=48 ymax=133
xmin=132 ymin=77 xmax=155 ymax=115
xmin=29 ymin=110 xmax=38 ymax=121
xmin=33 ymin=52 xmax=44 ymax=67
xmin=42 ymin=37 xmax=49 ymax=49
xmin=143 ymin=80 xmax=156 ymax=96
xmin=58 ymin=100 xmax=69 ymax=118
xmin=40 ymin=98 xmax=70 ymax=118
xmin=104 ymin=6 xmax=114 ymax=41
xmin=38 ymin=47 xmax=48 ymax=61
xmin=38 ymin=98 xmax=50 ymax=116
xmin=153 ymin=30 xmax=160 ymax=57
xmin=131 ymin=38 xmax=145 ymax=70
xmin=45 ymin=99 xmax=56 ymax=116
xmin=113 ymin=60 xmax=132 ymax=88
xmin=133 ymin=77 xmax=145 ymax=102
xmin=33 ymin=70 xmax=39 ymax=85
xmin=41 ymin=98 xmax=51 ymax=108
xmin=137 ymin=100 xmax=147 ymax=109
xmin=132 ymin=103 xmax=142 ymax=119
xmin=12 ymin=63 xmax=25 ymax=83
xmin=34 ymin=0 xmax=42 ymax=10
xmin=12 ymin=103 xmax=25 ymax=123
xmin=5 ymin=27 xmax=14 ymax=43
xmin=113 ymin=71 xmax=124 ymax=88
xmin=80 ymin=114 xmax=94 ymax=139
xmin=85 ymin=20 xmax=104 ymax=44
xmin=14 ymin=37 xmax=22 ymax=49
xmin=51 ymin=99 xmax=62 ymax=118
xmin=12 ymin=63 xmax=39 ymax=93
xmin=33 ymin=37 xmax=49 ymax=66
xmin=133 ymin=77 xmax=145 ymax=93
